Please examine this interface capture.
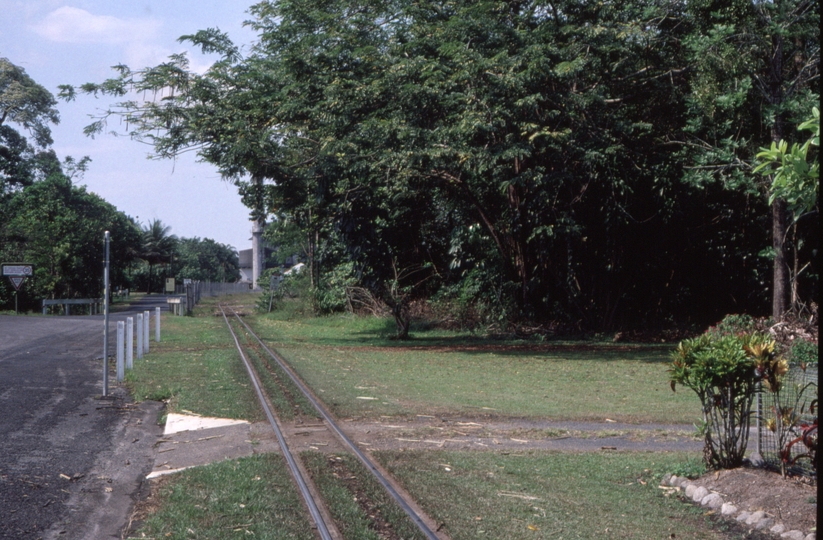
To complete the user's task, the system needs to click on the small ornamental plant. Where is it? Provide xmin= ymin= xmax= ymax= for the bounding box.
xmin=670 ymin=331 xmax=788 ymax=469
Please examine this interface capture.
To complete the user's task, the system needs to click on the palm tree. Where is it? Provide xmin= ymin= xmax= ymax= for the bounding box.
xmin=141 ymin=219 xmax=177 ymax=293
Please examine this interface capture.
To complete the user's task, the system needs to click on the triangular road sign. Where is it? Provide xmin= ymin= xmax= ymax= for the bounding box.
xmin=9 ymin=276 xmax=25 ymax=290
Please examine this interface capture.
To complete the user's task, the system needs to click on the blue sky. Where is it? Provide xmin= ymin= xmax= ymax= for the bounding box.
xmin=1 ymin=1 xmax=260 ymax=252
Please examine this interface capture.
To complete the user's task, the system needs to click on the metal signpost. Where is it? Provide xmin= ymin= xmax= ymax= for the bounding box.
xmin=2 ymin=263 xmax=33 ymax=314
xmin=103 ymin=232 xmax=110 ymax=397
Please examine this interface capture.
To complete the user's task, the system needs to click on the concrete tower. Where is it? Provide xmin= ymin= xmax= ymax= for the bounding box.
xmin=251 ymin=218 xmax=264 ymax=289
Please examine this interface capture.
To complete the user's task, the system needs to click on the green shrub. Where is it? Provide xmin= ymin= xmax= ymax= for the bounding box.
xmin=256 ymin=268 xmax=283 ymax=313
xmin=256 ymin=267 xmax=310 ymax=313
xmin=787 ymin=338 xmax=818 ymax=365
xmin=430 ymin=268 xmax=518 ymax=330
xmin=706 ymin=313 xmax=756 ymax=337
xmin=670 ymin=332 xmax=777 ymax=469
xmin=311 ymin=262 xmax=356 ymax=314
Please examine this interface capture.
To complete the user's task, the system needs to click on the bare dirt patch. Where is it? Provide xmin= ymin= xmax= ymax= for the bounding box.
xmin=336 ymin=416 xmax=703 ymax=454
xmin=121 ymin=474 xmax=172 ymax=540
xmin=687 ymin=466 xmax=817 ymax=535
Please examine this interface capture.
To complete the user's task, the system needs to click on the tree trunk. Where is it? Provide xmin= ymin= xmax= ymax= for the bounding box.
xmin=772 ymin=197 xmax=789 ymax=319
xmin=769 ymin=32 xmax=789 ymax=321
xmin=506 ymin=178 xmax=529 ymax=308
xmin=394 ymin=307 xmax=410 ymax=340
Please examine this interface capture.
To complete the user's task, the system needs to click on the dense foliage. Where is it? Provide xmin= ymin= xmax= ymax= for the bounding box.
xmin=61 ymin=0 xmax=819 ymax=333
xmin=121 ymin=224 xmax=241 ymax=294
xmin=0 ymin=59 xmax=243 ymax=310
xmin=0 ymin=169 xmax=142 ymax=310
xmin=175 ymin=237 xmax=241 ymax=283
xmin=0 ymin=58 xmax=140 ymax=310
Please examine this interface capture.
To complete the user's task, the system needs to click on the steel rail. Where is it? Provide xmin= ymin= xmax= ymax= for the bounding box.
xmin=228 ymin=308 xmax=441 ymax=540
xmin=219 ymin=306 xmax=334 ymax=540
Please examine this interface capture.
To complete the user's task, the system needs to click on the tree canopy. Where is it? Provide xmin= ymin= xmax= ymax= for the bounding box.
xmin=0 ymin=168 xmax=142 ymax=309
xmin=61 ymin=0 xmax=819 ymax=333
xmin=0 ymin=58 xmax=242 ymax=312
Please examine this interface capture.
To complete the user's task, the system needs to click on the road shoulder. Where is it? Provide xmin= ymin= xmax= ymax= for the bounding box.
xmin=44 ymin=390 xmax=163 ymax=540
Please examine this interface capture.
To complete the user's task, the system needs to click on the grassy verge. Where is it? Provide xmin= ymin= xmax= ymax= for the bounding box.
xmin=133 ymin=454 xmax=316 ymax=540
xmin=246 ymin=299 xmax=700 ymax=424
xmin=374 ymin=450 xmax=746 ymax=540
xmin=125 ymin=309 xmax=263 ymax=421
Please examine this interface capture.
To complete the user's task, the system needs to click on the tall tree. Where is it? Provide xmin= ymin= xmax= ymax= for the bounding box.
xmin=681 ymin=0 xmax=819 ymax=318
xmin=0 ymin=58 xmax=60 ymax=147
xmin=140 ymin=219 xmax=177 ymax=293
xmin=0 ymin=58 xmax=61 ymax=195
xmin=61 ymin=0 xmax=813 ymax=330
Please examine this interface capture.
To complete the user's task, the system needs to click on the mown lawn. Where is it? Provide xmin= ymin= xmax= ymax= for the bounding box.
xmin=126 ymin=295 xmax=735 ymax=540
xmin=246 ymin=299 xmax=702 ymax=424
xmin=375 ymin=450 xmax=746 ymax=540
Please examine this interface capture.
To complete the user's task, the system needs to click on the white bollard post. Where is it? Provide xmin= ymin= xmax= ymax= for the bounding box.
xmin=144 ymin=310 xmax=150 ymax=354
xmin=126 ymin=317 xmax=134 ymax=369
xmin=116 ymin=321 xmax=125 ymax=382
xmin=136 ymin=313 xmax=143 ymax=360
xmin=155 ymin=306 xmax=161 ymax=342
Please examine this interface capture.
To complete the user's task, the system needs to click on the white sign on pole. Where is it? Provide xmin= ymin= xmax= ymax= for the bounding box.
xmin=2 ymin=263 xmax=33 ymax=292
xmin=2 ymin=265 xmax=33 ymax=276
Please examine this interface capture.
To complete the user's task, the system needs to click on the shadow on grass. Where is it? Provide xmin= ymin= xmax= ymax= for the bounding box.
xmin=302 ymin=325 xmax=674 ymax=364
xmin=258 ymin=299 xmax=675 ymax=363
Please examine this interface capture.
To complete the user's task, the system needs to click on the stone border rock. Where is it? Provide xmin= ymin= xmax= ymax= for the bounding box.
xmin=660 ymin=474 xmax=815 ymax=540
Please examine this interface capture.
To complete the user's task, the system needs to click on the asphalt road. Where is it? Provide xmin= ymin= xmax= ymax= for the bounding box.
xmin=0 ymin=296 xmax=168 ymax=540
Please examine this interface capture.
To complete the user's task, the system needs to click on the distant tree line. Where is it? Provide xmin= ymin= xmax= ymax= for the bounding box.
xmin=0 ymin=58 xmax=240 ymax=311
xmin=59 ymin=0 xmax=819 ymax=334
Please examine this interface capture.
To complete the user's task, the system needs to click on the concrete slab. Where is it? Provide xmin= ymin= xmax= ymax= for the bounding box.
xmin=164 ymin=413 xmax=249 ymax=435
xmin=148 ymin=421 xmax=279 ymax=479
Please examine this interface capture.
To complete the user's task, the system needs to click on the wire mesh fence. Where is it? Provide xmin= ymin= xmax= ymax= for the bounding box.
xmin=168 ymin=281 xmax=254 ymax=315
xmin=756 ymin=363 xmax=818 ymax=478
xmin=174 ymin=281 xmax=252 ymax=297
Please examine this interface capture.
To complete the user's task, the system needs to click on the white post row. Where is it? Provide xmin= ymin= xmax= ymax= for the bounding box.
xmin=155 ymin=306 xmax=161 ymax=342
xmin=143 ymin=310 xmax=150 ymax=354
xmin=116 ymin=321 xmax=125 ymax=382
xmin=136 ymin=313 xmax=143 ymax=360
xmin=126 ymin=317 xmax=134 ymax=369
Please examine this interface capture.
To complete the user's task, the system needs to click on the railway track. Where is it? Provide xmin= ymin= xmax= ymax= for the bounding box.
xmin=218 ymin=304 xmax=444 ymax=540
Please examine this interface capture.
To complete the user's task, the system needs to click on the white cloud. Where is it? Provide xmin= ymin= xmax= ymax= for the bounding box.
xmin=31 ymin=6 xmax=161 ymax=45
